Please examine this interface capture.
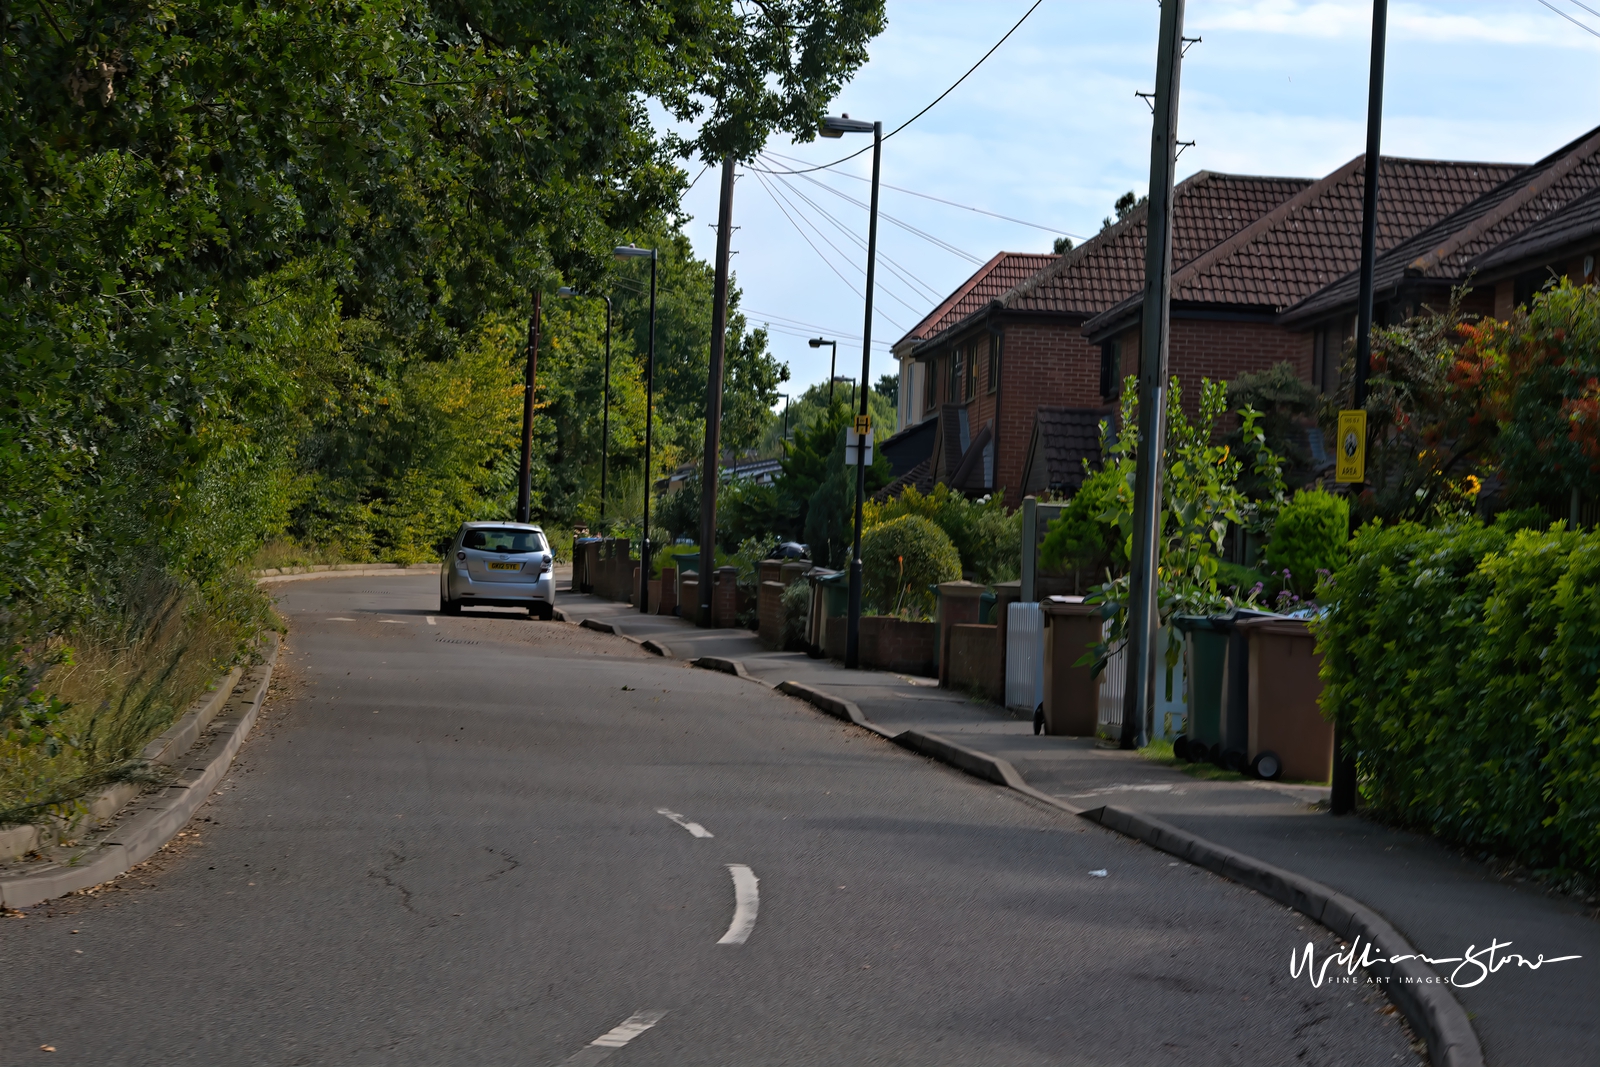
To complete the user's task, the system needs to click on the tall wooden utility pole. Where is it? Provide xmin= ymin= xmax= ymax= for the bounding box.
xmin=700 ymin=159 xmax=736 ymax=625
xmin=1120 ymin=0 xmax=1187 ymax=749
xmin=516 ymin=290 xmax=542 ymax=523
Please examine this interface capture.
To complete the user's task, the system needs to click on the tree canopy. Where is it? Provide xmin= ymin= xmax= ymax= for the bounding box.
xmin=1 ymin=0 xmax=883 ymax=622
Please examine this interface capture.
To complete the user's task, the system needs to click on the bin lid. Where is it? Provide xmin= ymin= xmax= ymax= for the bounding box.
xmin=1174 ymin=607 xmax=1282 ymax=633
xmin=1041 ymin=595 xmax=1097 ymax=617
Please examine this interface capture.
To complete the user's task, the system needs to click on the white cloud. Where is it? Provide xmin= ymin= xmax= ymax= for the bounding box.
xmin=1193 ymin=0 xmax=1600 ymax=48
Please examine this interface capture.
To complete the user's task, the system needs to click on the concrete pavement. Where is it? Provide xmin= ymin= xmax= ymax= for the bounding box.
xmin=552 ymin=586 xmax=1599 ymax=1066
xmin=0 ymin=575 xmax=1417 ymax=1064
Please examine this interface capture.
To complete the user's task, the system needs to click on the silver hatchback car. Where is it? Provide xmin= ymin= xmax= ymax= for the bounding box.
xmin=439 ymin=522 xmax=556 ymax=619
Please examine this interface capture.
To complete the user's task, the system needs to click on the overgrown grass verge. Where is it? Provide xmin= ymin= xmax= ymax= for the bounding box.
xmin=1 ymin=569 xmax=275 ymax=830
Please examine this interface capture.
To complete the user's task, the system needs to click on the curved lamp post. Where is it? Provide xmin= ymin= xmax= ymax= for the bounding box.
xmin=820 ymin=114 xmax=881 ymax=670
xmin=809 ymin=337 xmax=838 ymax=406
xmin=556 ymin=286 xmax=614 ymax=526
xmin=614 ymin=244 xmax=658 ymax=613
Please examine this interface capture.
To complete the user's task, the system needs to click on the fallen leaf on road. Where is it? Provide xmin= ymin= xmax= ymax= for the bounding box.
xmin=40 ymin=1045 xmax=55 ymax=1052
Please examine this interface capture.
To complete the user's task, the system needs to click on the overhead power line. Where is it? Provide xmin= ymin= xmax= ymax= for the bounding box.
xmin=1536 ymin=0 xmax=1600 ymax=36
xmin=763 ymin=170 xmax=947 ymax=303
xmin=766 ymin=159 xmax=983 ymax=264
xmin=764 ymin=0 xmax=1045 ymax=175
xmin=757 ymin=149 xmax=1086 ymax=238
xmin=750 ymin=170 xmax=908 ymax=333
xmin=741 ymin=308 xmax=893 ymax=345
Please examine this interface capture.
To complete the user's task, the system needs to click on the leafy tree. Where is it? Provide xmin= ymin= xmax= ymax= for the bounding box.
xmin=0 ymin=0 xmax=886 ymax=814
xmin=1319 ymin=288 xmax=1488 ymax=525
xmin=1038 ymin=464 xmax=1124 ymax=586
xmin=758 ymin=377 xmax=894 ymax=456
xmin=873 ymin=373 xmax=899 ymax=407
xmin=1226 ymin=361 xmax=1320 ymax=478
xmin=1088 ymin=376 xmax=1281 ymax=671
xmin=1450 ymin=281 xmax=1600 ymax=514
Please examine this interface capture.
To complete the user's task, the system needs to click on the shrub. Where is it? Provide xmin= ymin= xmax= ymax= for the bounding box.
xmin=860 ymin=515 xmax=960 ymax=619
xmin=1261 ymin=489 xmax=1348 ymax=599
xmin=1317 ymin=518 xmax=1600 ymax=877
xmin=780 ymin=578 xmax=812 ymax=651
xmin=864 ymin=483 xmax=1020 ymax=583
xmin=1039 ymin=464 xmax=1123 ymax=581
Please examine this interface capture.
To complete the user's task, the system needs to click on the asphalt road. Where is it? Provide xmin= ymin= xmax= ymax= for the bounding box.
xmin=1 ymin=576 xmax=1419 ymax=1065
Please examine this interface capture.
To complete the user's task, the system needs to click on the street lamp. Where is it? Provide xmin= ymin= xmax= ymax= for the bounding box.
xmin=614 ymin=244 xmax=658 ymax=613
xmin=809 ymin=337 xmax=838 ymax=406
xmin=556 ymin=287 xmax=614 ymax=528
xmin=819 ymin=113 xmax=882 ymax=671
xmin=833 ymin=376 xmax=858 ymax=411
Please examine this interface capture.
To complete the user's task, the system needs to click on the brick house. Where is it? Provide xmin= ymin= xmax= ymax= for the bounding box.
xmin=1082 ymin=155 xmax=1521 ymax=401
xmin=884 ymin=171 xmax=1314 ymax=505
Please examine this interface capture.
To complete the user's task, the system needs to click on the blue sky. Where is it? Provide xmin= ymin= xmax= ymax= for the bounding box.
xmin=665 ymin=0 xmax=1600 ymax=396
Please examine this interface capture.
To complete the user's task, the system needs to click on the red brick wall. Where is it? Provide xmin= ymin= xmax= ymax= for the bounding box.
xmin=1168 ymin=318 xmax=1313 ymax=408
xmin=657 ymin=566 xmax=677 ymax=616
xmin=861 ymin=617 xmax=937 ymax=676
xmin=758 ymin=580 xmax=784 ymax=648
xmin=1114 ymin=319 xmax=1313 ymax=426
xmin=948 ymin=623 xmax=1002 ymax=701
xmin=994 ymin=320 xmax=1105 ymax=507
xmin=935 ymin=314 xmax=1318 ymax=509
xmin=713 ymin=566 xmax=739 ymax=628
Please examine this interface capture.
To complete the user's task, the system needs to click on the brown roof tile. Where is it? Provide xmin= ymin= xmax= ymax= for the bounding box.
xmin=1471 ymin=184 xmax=1600 ymax=275
xmin=894 ymin=251 xmax=1058 ymax=348
xmin=1001 ymin=171 xmax=1314 ymax=318
xmin=1284 ymin=126 xmax=1600 ymax=325
xmin=1024 ymin=407 xmax=1113 ymax=495
xmin=1083 ymin=156 xmax=1521 ymax=337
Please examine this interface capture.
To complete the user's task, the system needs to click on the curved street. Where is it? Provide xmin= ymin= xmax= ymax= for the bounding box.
xmin=0 ymin=576 xmax=1417 ymax=1065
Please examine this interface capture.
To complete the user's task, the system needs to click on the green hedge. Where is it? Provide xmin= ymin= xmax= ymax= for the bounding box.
xmin=1317 ymin=519 xmax=1600 ymax=875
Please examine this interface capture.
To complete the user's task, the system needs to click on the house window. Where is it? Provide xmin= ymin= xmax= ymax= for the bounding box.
xmin=1099 ymin=341 xmax=1118 ymax=399
xmin=986 ymin=334 xmax=1000 ymax=394
xmin=923 ymin=359 xmax=938 ymax=412
xmin=965 ymin=343 xmax=978 ymax=400
xmin=948 ymin=348 xmax=963 ymax=404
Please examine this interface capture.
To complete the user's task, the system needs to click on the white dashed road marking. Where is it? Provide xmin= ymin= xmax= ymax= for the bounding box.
xmin=328 ymin=617 xmax=355 ymax=621
xmin=426 ymin=616 xmax=437 ymax=625
xmin=558 ymin=1009 xmax=669 ymax=1065
xmin=656 ymin=808 xmax=713 ymax=838
xmin=718 ymin=865 xmax=759 ymax=945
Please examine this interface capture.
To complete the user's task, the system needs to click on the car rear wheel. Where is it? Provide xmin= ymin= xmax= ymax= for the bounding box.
xmin=530 ymin=603 xmax=554 ymax=621
xmin=441 ymin=596 xmax=461 ymax=616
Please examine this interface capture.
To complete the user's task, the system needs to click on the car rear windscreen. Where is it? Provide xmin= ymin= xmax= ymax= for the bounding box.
xmin=462 ymin=529 xmax=546 ymax=553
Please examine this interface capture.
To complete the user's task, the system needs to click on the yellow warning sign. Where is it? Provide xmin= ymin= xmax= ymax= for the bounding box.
xmin=853 ymin=414 xmax=872 ymax=436
xmin=1335 ymin=410 xmax=1367 ymax=483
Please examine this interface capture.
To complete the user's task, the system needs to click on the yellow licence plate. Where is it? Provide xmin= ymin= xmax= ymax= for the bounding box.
xmin=487 ymin=561 xmax=521 ymax=571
